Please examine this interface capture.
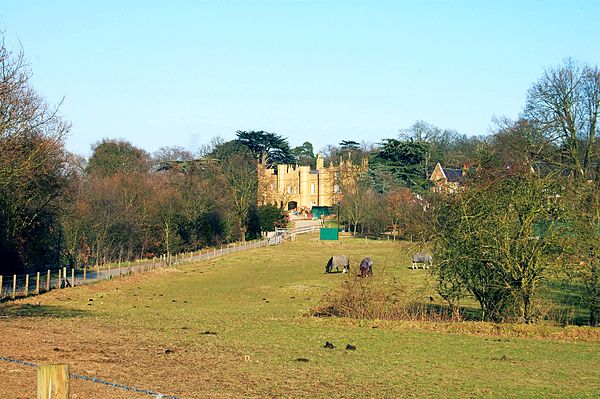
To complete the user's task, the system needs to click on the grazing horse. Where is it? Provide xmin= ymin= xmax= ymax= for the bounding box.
xmin=326 ymin=255 xmax=350 ymax=274
xmin=359 ymin=257 xmax=373 ymax=277
xmin=411 ymin=253 xmax=432 ymax=269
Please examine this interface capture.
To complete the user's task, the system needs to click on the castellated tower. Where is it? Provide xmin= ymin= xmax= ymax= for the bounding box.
xmin=257 ymin=153 xmax=367 ymax=211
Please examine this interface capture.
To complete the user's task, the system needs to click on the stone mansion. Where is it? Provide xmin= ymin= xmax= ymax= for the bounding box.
xmin=258 ymin=153 xmax=368 ymax=210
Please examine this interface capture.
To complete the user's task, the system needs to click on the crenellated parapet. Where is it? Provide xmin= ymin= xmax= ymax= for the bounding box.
xmin=258 ymin=153 xmax=368 ymax=211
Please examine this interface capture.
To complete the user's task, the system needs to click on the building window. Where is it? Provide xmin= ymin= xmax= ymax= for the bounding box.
xmin=311 ymin=183 xmax=316 ymax=194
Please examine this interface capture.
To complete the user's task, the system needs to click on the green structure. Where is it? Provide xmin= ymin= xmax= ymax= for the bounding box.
xmin=311 ymin=206 xmax=332 ymax=220
xmin=319 ymin=227 xmax=339 ymax=241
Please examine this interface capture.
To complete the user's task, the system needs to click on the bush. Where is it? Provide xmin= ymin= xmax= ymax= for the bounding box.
xmin=311 ymin=275 xmax=454 ymax=322
xmin=257 ymin=204 xmax=288 ymax=232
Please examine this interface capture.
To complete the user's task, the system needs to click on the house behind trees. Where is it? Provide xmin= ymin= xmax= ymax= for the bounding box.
xmin=429 ymin=162 xmax=464 ymax=193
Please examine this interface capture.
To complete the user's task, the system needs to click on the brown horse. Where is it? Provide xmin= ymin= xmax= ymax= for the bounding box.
xmin=359 ymin=257 xmax=373 ymax=277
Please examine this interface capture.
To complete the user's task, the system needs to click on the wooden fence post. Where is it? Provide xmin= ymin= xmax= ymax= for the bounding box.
xmin=83 ymin=268 xmax=86 ymax=284
xmin=37 ymin=364 xmax=69 ymax=399
xmin=25 ymin=274 xmax=29 ymax=296
xmin=0 ymin=275 xmax=3 ymax=299
xmin=63 ymin=267 xmax=67 ymax=287
xmin=58 ymin=269 xmax=61 ymax=289
xmin=12 ymin=274 xmax=16 ymax=299
xmin=36 ymin=272 xmax=40 ymax=294
xmin=71 ymin=268 xmax=75 ymax=287
xmin=46 ymin=270 xmax=50 ymax=291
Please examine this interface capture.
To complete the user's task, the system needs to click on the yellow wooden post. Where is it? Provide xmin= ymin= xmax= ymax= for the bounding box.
xmin=25 ymin=274 xmax=29 ymax=296
xmin=83 ymin=268 xmax=86 ymax=284
xmin=58 ymin=269 xmax=61 ymax=289
xmin=46 ymin=270 xmax=50 ymax=291
xmin=36 ymin=272 xmax=40 ymax=294
xmin=63 ymin=267 xmax=67 ymax=287
xmin=0 ymin=275 xmax=3 ymax=299
xmin=37 ymin=364 xmax=69 ymax=399
xmin=12 ymin=274 xmax=16 ymax=299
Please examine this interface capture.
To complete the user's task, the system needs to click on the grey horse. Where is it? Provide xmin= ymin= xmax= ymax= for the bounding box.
xmin=325 ymin=255 xmax=350 ymax=274
xmin=411 ymin=253 xmax=432 ymax=269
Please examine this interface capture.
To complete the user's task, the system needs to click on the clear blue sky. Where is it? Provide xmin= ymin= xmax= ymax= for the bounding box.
xmin=2 ymin=0 xmax=599 ymax=156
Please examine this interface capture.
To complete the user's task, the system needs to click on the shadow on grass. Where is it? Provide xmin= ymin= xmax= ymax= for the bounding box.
xmin=0 ymin=303 xmax=88 ymax=318
xmin=541 ymin=280 xmax=590 ymax=326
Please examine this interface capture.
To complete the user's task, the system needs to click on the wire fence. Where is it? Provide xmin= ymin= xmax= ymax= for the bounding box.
xmin=0 ymin=356 xmax=181 ymax=399
xmin=0 ymin=235 xmax=285 ymax=302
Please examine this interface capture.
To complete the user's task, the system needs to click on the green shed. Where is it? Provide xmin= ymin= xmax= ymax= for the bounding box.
xmin=311 ymin=206 xmax=333 ymax=220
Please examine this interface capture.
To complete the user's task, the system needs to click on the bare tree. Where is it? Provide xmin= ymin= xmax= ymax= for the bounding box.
xmin=525 ymin=59 xmax=600 ymax=179
xmin=0 ymin=33 xmax=70 ymax=273
xmin=220 ymin=153 xmax=258 ymax=241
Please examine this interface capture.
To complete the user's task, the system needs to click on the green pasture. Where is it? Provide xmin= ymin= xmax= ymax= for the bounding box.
xmin=3 ymin=235 xmax=599 ymax=398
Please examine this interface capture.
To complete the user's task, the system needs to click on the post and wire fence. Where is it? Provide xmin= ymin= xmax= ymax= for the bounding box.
xmin=0 ymin=235 xmax=286 ymax=302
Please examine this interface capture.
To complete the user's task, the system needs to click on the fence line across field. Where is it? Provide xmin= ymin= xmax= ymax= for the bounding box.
xmin=0 ymin=232 xmax=290 ymax=301
xmin=0 ymin=356 xmax=181 ymax=399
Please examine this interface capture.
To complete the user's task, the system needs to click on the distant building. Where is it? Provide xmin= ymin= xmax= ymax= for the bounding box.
xmin=258 ymin=153 xmax=368 ymax=210
xmin=429 ymin=162 xmax=464 ymax=193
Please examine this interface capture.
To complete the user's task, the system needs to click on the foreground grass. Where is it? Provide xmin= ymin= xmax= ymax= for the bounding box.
xmin=0 ymin=235 xmax=598 ymax=398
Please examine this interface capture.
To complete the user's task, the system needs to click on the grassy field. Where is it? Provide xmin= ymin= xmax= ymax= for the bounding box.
xmin=0 ymin=234 xmax=598 ymax=398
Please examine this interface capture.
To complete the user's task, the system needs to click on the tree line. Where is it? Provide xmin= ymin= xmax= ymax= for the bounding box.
xmin=0 ymin=36 xmax=293 ymax=274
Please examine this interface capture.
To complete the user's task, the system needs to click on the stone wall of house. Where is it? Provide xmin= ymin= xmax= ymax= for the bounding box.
xmin=258 ymin=153 xmax=367 ymax=210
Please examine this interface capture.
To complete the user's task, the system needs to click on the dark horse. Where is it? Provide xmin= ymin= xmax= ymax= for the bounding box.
xmin=359 ymin=257 xmax=373 ymax=277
